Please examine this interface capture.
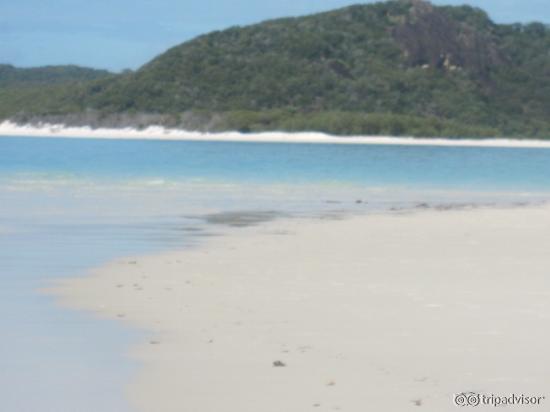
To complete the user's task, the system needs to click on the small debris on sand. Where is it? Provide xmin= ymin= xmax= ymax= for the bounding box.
xmin=273 ymin=360 xmax=286 ymax=367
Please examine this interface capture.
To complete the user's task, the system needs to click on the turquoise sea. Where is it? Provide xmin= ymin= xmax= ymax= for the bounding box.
xmin=2 ymin=136 xmax=550 ymax=411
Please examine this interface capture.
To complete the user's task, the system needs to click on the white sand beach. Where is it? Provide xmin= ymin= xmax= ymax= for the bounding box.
xmin=52 ymin=206 xmax=550 ymax=411
xmin=3 ymin=120 xmax=550 ymax=148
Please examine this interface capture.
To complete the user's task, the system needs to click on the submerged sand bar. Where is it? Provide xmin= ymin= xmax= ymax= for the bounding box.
xmin=3 ymin=120 xmax=550 ymax=148
xmin=53 ymin=206 xmax=550 ymax=411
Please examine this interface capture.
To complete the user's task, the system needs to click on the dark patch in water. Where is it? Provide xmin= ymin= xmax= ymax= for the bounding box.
xmin=200 ymin=210 xmax=285 ymax=227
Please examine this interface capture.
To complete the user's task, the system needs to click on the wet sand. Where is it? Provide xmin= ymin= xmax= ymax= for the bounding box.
xmin=52 ymin=206 xmax=550 ymax=411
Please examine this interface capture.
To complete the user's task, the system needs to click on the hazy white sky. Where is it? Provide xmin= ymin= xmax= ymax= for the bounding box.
xmin=1 ymin=0 xmax=547 ymax=71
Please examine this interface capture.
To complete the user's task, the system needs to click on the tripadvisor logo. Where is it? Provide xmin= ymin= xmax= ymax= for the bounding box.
xmin=454 ymin=392 xmax=546 ymax=407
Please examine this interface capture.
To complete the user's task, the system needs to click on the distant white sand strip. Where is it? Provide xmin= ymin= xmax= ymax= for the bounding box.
xmin=2 ymin=120 xmax=550 ymax=148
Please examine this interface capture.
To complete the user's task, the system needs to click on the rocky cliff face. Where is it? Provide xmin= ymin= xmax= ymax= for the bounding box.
xmin=392 ymin=0 xmax=502 ymax=77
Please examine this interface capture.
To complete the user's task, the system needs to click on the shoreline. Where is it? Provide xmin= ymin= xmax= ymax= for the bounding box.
xmin=52 ymin=205 xmax=550 ymax=411
xmin=3 ymin=120 xmax=550 ymax=148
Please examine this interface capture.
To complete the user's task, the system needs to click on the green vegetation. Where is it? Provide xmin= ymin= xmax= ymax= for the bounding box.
xmin=0 ymin=65 xmax=113 ymax=120
xmin=0 ymin=64 xmax=112 ymax=87
xmin=2 ymin=0 xmax=550 ymax=138
xmin=191 ymin=110 xmax=498 ymax=138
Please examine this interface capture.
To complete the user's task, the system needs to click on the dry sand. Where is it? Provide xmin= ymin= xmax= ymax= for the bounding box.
xmin=3 ymin=120 xmax=550 ymax=148
xmin=52 ymin=206 xmax=550 ymax=411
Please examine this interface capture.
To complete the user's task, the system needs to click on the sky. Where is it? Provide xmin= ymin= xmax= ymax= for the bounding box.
xmin=1 ymin=0 xmax=548 ymax=72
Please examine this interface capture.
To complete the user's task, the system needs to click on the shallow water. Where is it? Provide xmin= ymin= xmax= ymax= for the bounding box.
xmin=2 ymin=136 xmax=550 ymax=411
xmin=3 ymin=136 xmax=550 ymax=190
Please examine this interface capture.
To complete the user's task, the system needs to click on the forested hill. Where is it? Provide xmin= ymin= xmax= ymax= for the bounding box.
xmin=0 ymin=65 xmax=112 ymax=87
xmin=2 ymin=0 xmax=550 ymax=138
xmin=0 ymin=65 xmax=113 ymax=121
